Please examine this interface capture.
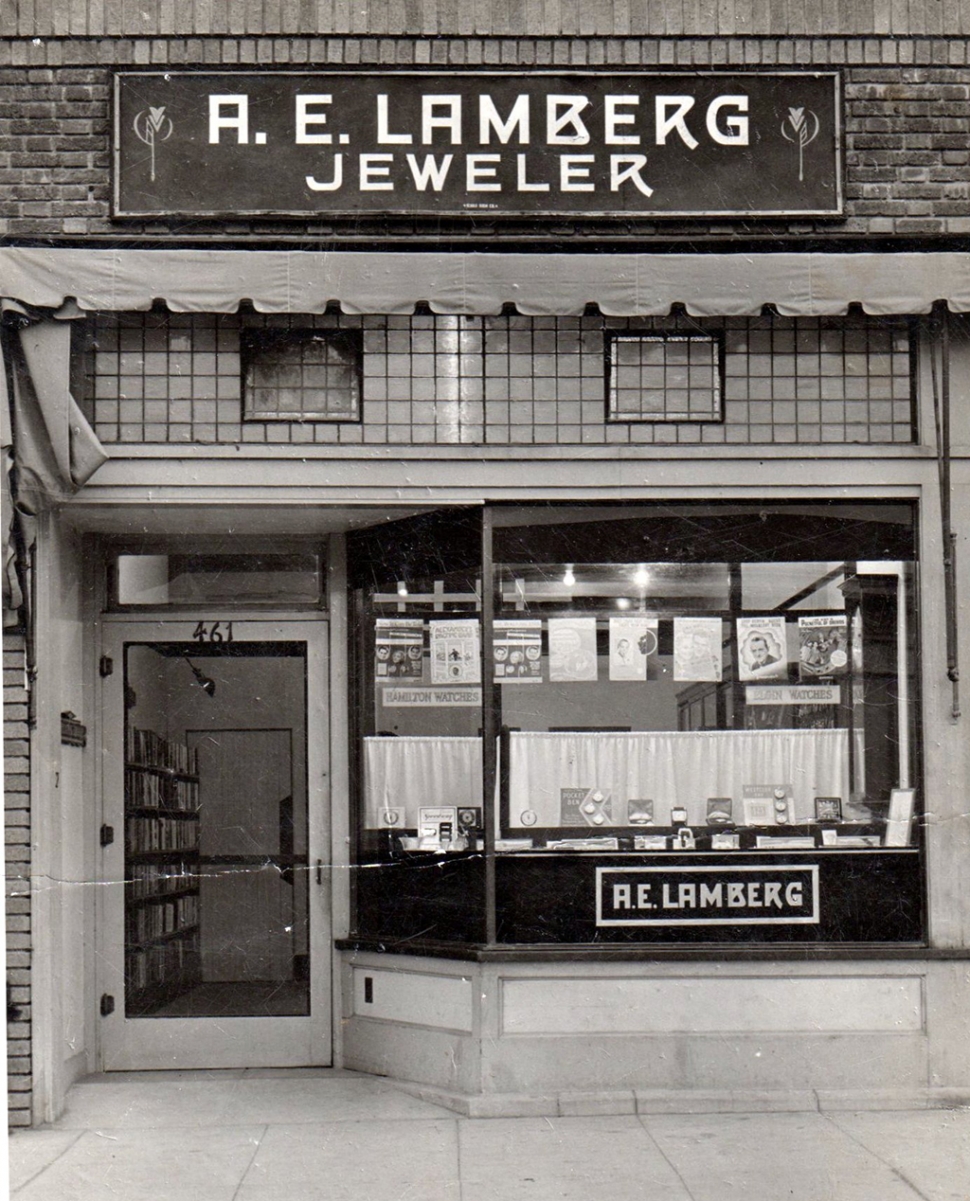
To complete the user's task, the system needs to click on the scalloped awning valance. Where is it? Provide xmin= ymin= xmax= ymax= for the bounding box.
xmin=3 ymin=248 xmax=970 ymax=316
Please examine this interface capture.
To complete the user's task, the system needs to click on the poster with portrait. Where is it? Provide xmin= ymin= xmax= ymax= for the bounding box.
xmin=493 ymin=619 xmax=543 ymax=682
xmin=608 ymin=617 xmax=658 ymax=681
xmin=798 ymin=614 xmax=849 ymax=678
xmin=430 ymin=619 xmax=481 ymax=684
xmin=673 ymin=617 xmax=723 ymax=682
xmin=374 ymin=617 xmax=424 ymax=681
xmin=548 ymin=617 xmax=598 ymax=682
xmin=737 ymin=616 xmax=788 ymax=681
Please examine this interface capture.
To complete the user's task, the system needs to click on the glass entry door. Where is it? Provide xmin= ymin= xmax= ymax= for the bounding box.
xmin=100 ymin=618 xmax=330 ymax=1070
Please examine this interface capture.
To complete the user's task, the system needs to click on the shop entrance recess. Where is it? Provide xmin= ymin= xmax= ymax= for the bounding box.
xmin=99 ymin=619 xmax=330 ymax=1070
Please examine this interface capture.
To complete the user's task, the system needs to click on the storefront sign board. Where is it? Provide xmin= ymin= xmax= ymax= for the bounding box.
xmin=596 ymin=864 xmax=820 ymax=925
xmin=114 ymin=71 xmax=842 ymax=218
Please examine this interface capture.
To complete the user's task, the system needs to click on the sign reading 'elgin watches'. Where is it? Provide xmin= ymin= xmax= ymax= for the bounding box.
xmin=114 ymin=71 xmax=842 ymax=218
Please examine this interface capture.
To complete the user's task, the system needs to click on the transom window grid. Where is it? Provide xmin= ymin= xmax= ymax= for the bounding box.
xmin=241 ymin=328 xmax=362 ymax=422
xmin=606 ymin=331 xmax=724 ymax=423
xmin=81 ymin=312 xmax=915 ymax=447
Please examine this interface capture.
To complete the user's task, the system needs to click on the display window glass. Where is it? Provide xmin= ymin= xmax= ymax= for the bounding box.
xmin=349 ymin=510 xmax=487 ymax=945
xmin=349 ymin=503 xmax=923 ymax=950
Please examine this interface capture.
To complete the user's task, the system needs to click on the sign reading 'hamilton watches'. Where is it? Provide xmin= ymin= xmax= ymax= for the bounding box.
xmin=114 ymin=71 xmax=842 ymax=218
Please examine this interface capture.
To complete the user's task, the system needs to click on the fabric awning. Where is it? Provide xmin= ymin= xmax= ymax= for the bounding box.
xmin=2 ymin=248 xmax=970 ymax=316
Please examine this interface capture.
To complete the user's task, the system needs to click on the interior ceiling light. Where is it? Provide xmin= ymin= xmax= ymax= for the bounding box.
xmin=562 ymin=565 xmax=576 ymax=587
xmin=183 ymin=656 xmax=216 ymax=698
xmin=616 ymin=597 xmax=632 ymax=610
xmin=633 ymin=566 xmax=651 ymax=588
xmin=397 ymin=580 xmax=409 ymax=597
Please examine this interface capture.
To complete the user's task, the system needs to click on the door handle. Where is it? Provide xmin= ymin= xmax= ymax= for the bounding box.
xmin=316 ymin=858 xmax=324 ymax=887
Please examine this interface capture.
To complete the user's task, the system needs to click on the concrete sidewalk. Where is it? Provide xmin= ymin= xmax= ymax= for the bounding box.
xmin=8 ymin=1070 xmax=970 ymax=1200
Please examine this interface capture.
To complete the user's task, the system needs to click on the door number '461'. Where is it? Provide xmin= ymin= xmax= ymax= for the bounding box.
xmin=192 ymin=621 xmax=234 ymax=643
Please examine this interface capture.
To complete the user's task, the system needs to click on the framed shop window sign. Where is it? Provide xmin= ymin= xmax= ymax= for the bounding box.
xmin=607 ymin=332 xmax=724 ymax=423
xmin=242 ymin=328 xmax=363 ymax=422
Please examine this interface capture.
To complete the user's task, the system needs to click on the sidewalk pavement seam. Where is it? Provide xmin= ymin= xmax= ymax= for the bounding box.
xmin=231 ymin=1123 xmax=270 ymax=1201
xmin=453 ymin=1118 xmax=465 ymax=1201
xmin=48 ymin=1111 xmax=459 ymax=1131
xmin=635 ymin=1114 xmax=699 ymax=1201
xmin=11 ymin=1130 xmax=86 ymax=1197
xmin=819 ymin=1113 xmax=935 ymax=1201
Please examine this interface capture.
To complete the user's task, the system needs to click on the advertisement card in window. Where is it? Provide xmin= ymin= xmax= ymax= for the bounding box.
xmin=737 ymin=616 xmax=788 ymax=681
xmin=609 ymin=617 xmax=658 ymax=681
xmin=798 ymin=615 xmax=849 ymax=678
xmin=494 ymin=619 xmax=543 ymax=683
xmin=548 ymin=618 xmax=598 ymax=682
xmin=673 ymin=617 xmax=723 ymax=682
xmin=374 ymin=617 xmax=424 ymax=680
xmin=430 ymin=619 xmax=481 ymax=684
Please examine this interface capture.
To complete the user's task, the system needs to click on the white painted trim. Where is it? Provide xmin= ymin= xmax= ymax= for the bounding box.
xmin=327 ymin=534 xmax=350 ymax=1069
xmin=98 ymin=616 xmax=332 ymax=1070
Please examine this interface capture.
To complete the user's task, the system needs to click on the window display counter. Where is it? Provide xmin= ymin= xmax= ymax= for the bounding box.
xmin=494 ymin=849 xmax=922 ymax=946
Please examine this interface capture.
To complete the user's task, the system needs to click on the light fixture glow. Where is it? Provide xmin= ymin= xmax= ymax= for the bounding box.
xmin=562 ymin=565 xmax=576 ymax=587
xmin=616 ymin=597 xmax=631 ymax=610
xmin=397 ymin=580 xmax=408 ymax=597
xmin=633 ymin=566 xmax=650 ymax=588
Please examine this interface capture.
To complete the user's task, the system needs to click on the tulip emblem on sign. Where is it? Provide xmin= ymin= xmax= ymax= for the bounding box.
xmin=133 ymin=106 xmax=173 ymax=182
xmin=780 ymin=106 xmax=820 ymax=183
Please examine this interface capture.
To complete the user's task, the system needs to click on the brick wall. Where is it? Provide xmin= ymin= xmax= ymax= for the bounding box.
xmin=2 ymin=41 xmax=970 ymax=241
xmin=4 ymin=634 xmax=32 ymax=1128
xmin=5 ymin=0 xmax=970 ymax=39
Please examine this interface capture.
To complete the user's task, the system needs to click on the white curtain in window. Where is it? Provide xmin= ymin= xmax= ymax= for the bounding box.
xmin=363 ymin=729 xmax=851 ymax=829
xmin=364 ymin=736 xmax=482 ymax=826
xmin=508 ymin=729 xmax=850 ymax=827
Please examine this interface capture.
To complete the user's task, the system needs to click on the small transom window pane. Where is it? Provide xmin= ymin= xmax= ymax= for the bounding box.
xmin=115 ymin=553 xmax=325 ymax=607
xmin=242 ymin=329 xmax=362 ymax=422
xmin=608 ymin=333 xmax=723 ymax=423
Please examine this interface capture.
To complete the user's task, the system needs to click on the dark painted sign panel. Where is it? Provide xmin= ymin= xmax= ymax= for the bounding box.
xmin=113 ymin=71 xmax=842 ymax=218
xmin=597 ymin=864 xmax=820 ymax=925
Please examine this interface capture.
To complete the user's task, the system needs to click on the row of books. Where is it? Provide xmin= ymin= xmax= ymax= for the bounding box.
xmin=126 ymin=894 xmax=199 ymax=944
xmin=125 ymin=769 xmax=200 ymax=811
xmin=125 ymin=726 xmax=199 ymax=776
xmin=126 ymin=816 xmax=199 ymax=853
xmin=127 ymin=863 xmax=198 ymax=901
xmin=126 ymin=931 xmax=200 ymax=993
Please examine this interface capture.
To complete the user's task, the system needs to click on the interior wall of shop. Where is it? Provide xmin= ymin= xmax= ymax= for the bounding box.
xmin=174 ymin=656 xmax=307 ymax=981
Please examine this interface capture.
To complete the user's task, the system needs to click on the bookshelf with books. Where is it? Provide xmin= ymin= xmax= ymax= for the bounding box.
xmin=125 ymin=726 xmax=202 ymax=1015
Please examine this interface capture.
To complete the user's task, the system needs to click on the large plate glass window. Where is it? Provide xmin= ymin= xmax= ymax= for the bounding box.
xmin=490 ymin=502 xmax=922 ymax=946
xmin=348 ymin=510 xmax=486 ymax=946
